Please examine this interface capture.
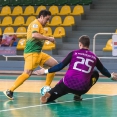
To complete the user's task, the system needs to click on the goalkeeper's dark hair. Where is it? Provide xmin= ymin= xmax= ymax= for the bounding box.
xmin=38 ymin=10 xmax=51 ymax=18
xmin=79 ymin=35 xmax=90 ymax=48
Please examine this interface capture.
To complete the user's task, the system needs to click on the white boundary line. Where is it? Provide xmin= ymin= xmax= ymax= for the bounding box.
xmin=0 ymin=94 xmax=117 ymax=112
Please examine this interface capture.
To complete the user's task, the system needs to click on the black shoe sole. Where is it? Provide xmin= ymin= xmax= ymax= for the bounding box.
xmin=3 ymin=91 xmax=14 ymax=100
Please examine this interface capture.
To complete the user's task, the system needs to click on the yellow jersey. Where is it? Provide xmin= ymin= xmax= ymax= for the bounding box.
xmin=24 ymin=19 xmax=44 ymax=53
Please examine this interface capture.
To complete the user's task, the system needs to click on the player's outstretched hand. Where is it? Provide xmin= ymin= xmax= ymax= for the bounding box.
xmin=111 ymin=72 xmax=117 ymax=81
xmin=48 ymin=36 xmax=55 ymax=43
xmin=34 ymin=68 xmax=45 ymax=75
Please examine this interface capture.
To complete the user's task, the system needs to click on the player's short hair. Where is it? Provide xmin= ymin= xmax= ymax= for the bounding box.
xmin=38 ymin=10 xmax=51 ymax=18
xmin=79 ymin=35 xmax=90 ymax=47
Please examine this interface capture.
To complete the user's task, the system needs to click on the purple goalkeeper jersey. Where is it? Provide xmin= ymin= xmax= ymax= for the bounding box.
xmin=61 ymin=49 xmax=97 ymax=91
xmin=48 ymin=48 xmax=111 ymax=91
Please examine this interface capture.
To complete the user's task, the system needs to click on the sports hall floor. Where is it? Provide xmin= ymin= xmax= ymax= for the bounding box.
xmin=0 ymin=75 xmax=117 ymax=117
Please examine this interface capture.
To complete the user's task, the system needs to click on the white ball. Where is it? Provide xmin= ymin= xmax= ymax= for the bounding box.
xmin=40 ymin=86 xmax=51 ymax=96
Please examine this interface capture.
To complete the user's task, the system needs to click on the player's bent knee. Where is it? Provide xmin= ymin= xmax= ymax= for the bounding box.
xmin=24 ymin=70 xmax=33 ymax=76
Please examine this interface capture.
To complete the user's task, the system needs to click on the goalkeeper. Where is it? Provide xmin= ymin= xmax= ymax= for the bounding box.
xmin=34 ymin=35 xmax=117 ymax=103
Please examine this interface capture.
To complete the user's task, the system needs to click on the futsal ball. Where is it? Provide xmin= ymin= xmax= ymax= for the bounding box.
xmin=40 ymin=86 xmax=51 ymax=96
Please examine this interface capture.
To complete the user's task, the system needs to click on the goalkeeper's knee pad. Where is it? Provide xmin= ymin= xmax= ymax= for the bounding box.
xmin=90 ymin=70 xmax=99 ymax=86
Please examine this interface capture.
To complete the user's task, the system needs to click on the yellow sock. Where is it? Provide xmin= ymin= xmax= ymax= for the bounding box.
xmin=10 ymin=73 xmax=29 ymax=92
xmin=45 ymin=72 xmax=55 ymax=86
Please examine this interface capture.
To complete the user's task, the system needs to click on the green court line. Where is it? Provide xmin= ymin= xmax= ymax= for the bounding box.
xmin=0 ymin=75 xmax=114 ymax=82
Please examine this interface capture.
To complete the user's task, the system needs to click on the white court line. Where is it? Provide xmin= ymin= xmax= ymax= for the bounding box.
xmin=0 ymin=94 xmax=117 ymax=112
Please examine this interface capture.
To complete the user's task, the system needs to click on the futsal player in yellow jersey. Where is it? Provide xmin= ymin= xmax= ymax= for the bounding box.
xmin=3 ymin=10 xmax=58 ymax=100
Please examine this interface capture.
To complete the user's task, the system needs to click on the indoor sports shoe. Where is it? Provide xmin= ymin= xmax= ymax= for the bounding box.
xmin=74 ymin=94 xmax=82 ymax=101
xmin=3 ymin=90 xmax=14 ymax=100
xmin=40 ymin=92 xmax=51 ymax=104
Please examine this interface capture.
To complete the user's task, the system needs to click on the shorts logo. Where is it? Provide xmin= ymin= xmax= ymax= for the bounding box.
xmin=33 ymin=24 xmax=38 ymax=28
